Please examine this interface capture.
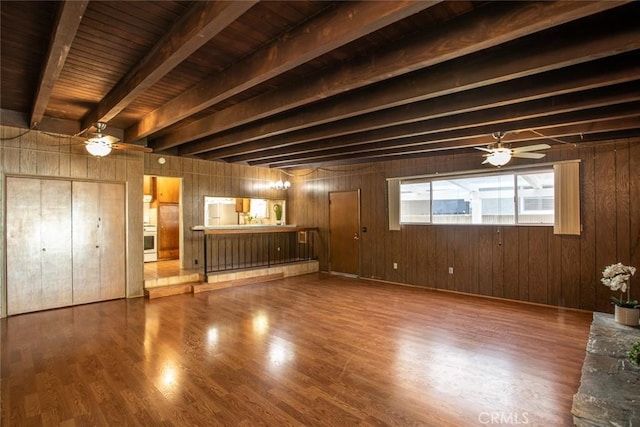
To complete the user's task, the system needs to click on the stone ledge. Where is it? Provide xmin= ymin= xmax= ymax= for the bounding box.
xmin=572 ymin=313 xmax=640 ymax=426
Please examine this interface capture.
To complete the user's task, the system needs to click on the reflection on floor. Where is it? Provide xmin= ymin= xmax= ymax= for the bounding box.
xmin=143 ymin=259 xmax=202 ymax=289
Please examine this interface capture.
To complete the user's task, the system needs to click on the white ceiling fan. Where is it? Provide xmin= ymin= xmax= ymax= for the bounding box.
xmin=475 ymin=132 xmax=550 ymax=167
xmin=83 ymin=122 xmax=152 ymax=157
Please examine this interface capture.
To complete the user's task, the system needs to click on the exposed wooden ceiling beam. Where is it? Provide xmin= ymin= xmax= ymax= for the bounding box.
xmin=31 ymin=1 xmax=88 ymax=129
xmin=126 ymin=0 xmax=439 ymax=143
xmin=81 ymin=0 xmax=256 ymax=132
xmin=257 ymin=103 xmax=640 ymax=168
xmin=212 ymin=57 xmax=640 ymax=162
xmin=182 ymin=7 xmax=640 ymax=157
xmin=160 ymin=0 xmax=629 ymax=153
xmin=271 ymin=116 xmax=640 ymax=167
xmin=269 ymin=115 xmax=640 ymax=169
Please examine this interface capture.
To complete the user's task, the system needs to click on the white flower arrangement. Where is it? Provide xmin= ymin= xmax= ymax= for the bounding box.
xmin=601 ymin=262 xmax=637 ymax=307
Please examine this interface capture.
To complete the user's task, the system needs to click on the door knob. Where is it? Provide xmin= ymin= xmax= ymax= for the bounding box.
xmin=353 ymin=232 xmax=359 ymax=241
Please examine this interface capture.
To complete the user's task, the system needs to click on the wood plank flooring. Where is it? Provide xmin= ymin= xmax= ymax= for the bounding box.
xmin=1 ymin=273 xmax=593 ymax=426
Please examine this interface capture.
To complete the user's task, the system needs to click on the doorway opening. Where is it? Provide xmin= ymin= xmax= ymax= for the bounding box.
xmin=143 ymin=175 xmax=184 ymax=280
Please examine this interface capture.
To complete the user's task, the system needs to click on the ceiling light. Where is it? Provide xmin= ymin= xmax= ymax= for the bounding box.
xmin=486 ymin=148 xmax=512 ymax=167
xmin=85 ymin=140 xmax=112 ymax=157
xmin=269 ymin=180 xmax=291 ymax=190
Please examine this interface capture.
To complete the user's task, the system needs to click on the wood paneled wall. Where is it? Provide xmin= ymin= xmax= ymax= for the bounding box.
xmin=0 ymin=125 xmax=144 ymax=317
xmin=2 ymin=124 xmax=638 ymax=314
xmin=143 ymin=153 xmax=290 ymax=269
xmin=288 ymin=140 xmax=640 ymax=312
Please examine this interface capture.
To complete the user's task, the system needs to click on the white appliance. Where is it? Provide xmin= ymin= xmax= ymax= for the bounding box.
xmin=143 ymin=224 xmax=158 ymax=262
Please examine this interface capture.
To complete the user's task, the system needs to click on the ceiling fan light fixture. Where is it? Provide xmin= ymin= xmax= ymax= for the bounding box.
xmin=486 ymin=148 xmax=512 ymax=167
xmin=86 ymin=140 xmax=112 ymax=157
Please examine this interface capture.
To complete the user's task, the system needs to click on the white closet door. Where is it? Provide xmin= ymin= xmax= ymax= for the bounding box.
xmin=72 ymin=181 xmax=102 ymax=304
xmin=6 ymin=177 xmax=72 ymax=315
xmin=98 ymin=182 xmax=126 ymax=300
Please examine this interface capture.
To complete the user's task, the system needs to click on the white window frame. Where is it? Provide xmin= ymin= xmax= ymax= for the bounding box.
xmin=388 ymin=160 xmax=580 ymax=234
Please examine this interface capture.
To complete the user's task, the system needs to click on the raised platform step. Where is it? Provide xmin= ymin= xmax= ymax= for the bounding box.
xmin=144 ymin=272 xmax=202 ymax=289
xmin=145 ymin=283 xmax=194 ymax=299
xmin=193 ymin=273 xmax=283 ymax=293
xmin=145 ymin=260 xmax=319 ymax=299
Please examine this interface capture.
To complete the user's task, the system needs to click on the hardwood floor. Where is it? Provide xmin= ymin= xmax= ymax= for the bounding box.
xmin=1 ymin=273 xmax=592 ymax=426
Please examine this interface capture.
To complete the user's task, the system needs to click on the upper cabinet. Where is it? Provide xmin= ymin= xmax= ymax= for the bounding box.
xmin=143 ymin=175 xmax=155 ymax=196
xmin=156 ymin=177 xmax=180 ymax=203
xmin=145 ymin=176 xmax=180 ymax=203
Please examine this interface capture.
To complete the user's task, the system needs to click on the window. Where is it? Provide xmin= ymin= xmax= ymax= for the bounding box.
xmin=398 ymin=168 xmax=555 ymax=226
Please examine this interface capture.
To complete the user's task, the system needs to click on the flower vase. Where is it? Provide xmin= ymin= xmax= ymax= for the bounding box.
xmin=614 ymin=305 xmax=640 ymax=326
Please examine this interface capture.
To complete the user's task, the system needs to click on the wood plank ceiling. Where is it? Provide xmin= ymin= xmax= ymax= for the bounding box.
xmin=1 ymin=1 xmax=639 ymax=170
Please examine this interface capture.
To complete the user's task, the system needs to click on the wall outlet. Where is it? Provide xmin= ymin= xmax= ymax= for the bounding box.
xmin=194 ymin=259 xmax=198 ymax=265
xmin=448 ymin=267 xmax=454 ymax=274
xmin=393 ymin=262 xmax=398 ymax=270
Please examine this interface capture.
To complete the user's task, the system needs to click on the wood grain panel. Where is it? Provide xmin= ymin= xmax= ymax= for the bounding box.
xmin=502 ymin=226 xmax=520 ymax=300
xmin=527 ymin=228 xmax=548 ymax=304
xmin=593 ymin=146 xmax=617 ymax=312
xmin=579 ymin=146 xmax=597 ymax=310
xmin=477 ymin=227 xmax=493 ymax=296
xmin=630 ymin=142 xmax=640 ymax=304
xmin=518 ymin=227 xmax=529 ymax=301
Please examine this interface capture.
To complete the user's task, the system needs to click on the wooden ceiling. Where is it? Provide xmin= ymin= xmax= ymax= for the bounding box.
xmin=2 ymin=1 xmax=639 ymax=169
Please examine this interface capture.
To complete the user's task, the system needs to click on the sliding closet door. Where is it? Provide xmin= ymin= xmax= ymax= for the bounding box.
xmin=72 ymin=181 xmax=102 ymax=304
xmin=72 ymin=181 xmax=125 ymax=304
xmin=6 ymin=177 xmax=73 ymax=315
xmin=99 ymin=182 xmax=126 ymax=300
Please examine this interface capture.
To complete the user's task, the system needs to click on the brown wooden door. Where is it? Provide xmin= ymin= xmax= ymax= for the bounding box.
xmin=6 ymin=177 xmax=73 ymax=315
xmin=158 ymin=203 xmax=180 ymax=260
xmin=329 ymin=190 xmax=360 ymax=276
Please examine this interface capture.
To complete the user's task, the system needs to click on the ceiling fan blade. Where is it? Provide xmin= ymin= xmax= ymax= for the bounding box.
xmin=112 ymin=143 xmax=153 ymax=153
xmin=481 ymin=158 xmax=491 ymax=164
xmin=511 ymin=144 xmax=550 ymax=153
xmin=513 ymin=152 xmax=546 ymax=159
xmin=474 ymin=146 xmax=493 ymax=153
xmin=87 ymin=134 xmax=119 ymax=144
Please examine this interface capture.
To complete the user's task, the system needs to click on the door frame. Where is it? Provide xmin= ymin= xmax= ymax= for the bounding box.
xmin=328 ymin=189 xmax=361 ymax=277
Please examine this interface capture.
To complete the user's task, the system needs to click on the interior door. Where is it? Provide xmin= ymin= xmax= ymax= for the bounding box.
xmin=158 ymin=203 xmax=180 ymax=260
xmin=6 ymin=177 xmax=73 ymax=315
xmin=73 ymin=181 xmax=125 ymax=304
xmin=72 ymin=181 xmax=102 ymax=304
xmin=99 ymin=182 xmax=126 ymax=300
xmin=329 ymin=190 xmax=360 ymax=276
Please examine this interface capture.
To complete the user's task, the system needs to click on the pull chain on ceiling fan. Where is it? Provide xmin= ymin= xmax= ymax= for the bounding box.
xmin=475 ymin=132 xmax=550 ymax=167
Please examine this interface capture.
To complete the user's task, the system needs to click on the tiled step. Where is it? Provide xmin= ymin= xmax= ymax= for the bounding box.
xmin=145 ymin=283 xmax=195 ymax=299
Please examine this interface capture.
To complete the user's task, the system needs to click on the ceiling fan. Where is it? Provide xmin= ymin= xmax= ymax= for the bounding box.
xmin=475 ymin=132 xmax=550 ymax=167
xmin=83 ymin=122 xmax=152 ymax=157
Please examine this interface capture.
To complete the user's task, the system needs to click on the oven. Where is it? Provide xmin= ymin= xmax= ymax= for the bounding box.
xmin=143 ymin=224 xmax=158 ymax=262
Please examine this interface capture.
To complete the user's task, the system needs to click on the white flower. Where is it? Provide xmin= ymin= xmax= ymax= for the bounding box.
xmin=601 ymin=263 xmax=635 ymax=295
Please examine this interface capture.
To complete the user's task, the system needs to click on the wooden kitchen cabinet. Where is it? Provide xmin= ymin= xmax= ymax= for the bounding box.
xmin=143 ymin=175 xmax=155 ymax=195
xmin=155 ymin=176 xmax=180 ymax=203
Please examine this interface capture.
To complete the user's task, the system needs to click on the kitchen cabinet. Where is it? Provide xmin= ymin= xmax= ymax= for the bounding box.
xmin=155 ymin=176 xmax=180 ymax=203
xmin=6 ymin=177 xmax=73 ymax=315
xmin=5 ymin=177 xmax=125 ymax=315
xmin=143 ymin=175 xmax=155 ymax=195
